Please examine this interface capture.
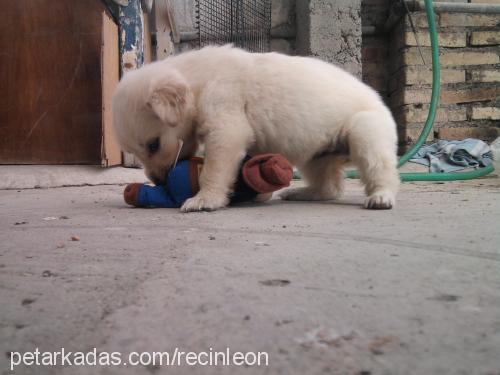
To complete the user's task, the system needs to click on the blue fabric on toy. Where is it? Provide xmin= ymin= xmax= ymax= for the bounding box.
xmin=137 ymin=160 xmax=193 ymax=208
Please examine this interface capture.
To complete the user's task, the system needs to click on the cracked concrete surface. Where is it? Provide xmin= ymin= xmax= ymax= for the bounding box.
xmin=296 ymin=0 xmax=362 ymax=77
xmin=0 ymin=176 xmax=499 ymax=375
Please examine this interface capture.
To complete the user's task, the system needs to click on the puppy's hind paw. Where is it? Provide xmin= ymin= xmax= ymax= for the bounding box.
xmin=180 ymin=192 xmax=229 ymax=212
xmin=364 ymin=191 xmax=395 ymax=210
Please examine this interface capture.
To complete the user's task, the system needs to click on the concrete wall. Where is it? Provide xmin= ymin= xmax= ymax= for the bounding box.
xmin=296 ymin=0 xmax=362 ymax=77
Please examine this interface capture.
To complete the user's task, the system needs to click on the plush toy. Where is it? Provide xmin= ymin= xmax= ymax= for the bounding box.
xmin=123 ymin=154 xmax=293 ymax=208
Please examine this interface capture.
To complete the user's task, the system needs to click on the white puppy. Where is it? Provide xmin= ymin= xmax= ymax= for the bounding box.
xmin=113 ymin=45 xmax=400 ymax=211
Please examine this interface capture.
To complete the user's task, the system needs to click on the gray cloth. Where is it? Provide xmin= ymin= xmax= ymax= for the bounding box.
xmin=409 ymin=138 xmax=493 ymax=173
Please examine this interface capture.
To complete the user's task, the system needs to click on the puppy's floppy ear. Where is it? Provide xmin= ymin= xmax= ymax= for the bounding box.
xmin=147 ymin=73 xmax=193 ymax=126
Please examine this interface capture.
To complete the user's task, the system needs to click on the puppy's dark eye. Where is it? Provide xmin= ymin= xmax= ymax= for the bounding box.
xmin=147 ymin=138 xmax=160 ymax=154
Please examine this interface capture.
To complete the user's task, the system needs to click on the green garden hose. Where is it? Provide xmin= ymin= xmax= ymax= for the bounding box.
xmin=346 ymin=0 xmax=495 ymax=181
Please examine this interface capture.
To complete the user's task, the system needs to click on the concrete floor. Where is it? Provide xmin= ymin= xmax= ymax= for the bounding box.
xmin=0 ymin=176 xmax=499 ymax=375
xmin=0 ymin=166 xmax=147 ymax=190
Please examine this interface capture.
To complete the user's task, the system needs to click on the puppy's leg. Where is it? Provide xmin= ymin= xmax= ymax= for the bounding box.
xmin=281 ymin=156 xmax=345 ymax=201
xmin=181 ymin=115 xmax=253 ymax=212
xmin=346 ymin=111 xmax=400 ymax=209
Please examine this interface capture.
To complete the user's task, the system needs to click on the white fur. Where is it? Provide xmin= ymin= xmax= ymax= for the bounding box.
xmin=113 ymin=45 xmax=400 ymax=211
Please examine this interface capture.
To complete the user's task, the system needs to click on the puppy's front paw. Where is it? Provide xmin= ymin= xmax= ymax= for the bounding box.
xmin=180 ymin=192 xmax=229 ymax=212
xmin=364 ymin=191 xmax=395 ymax=210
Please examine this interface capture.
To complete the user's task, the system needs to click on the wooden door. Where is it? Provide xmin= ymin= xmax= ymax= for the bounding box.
xmin=0 ymin=0 xmax=120 ymax=165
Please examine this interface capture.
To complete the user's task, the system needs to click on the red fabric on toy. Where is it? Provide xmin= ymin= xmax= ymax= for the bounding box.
xmin=124 ymin=183 xmax=142 ymax=206
xmin=242 ymin=154 xmax=293 ymax=193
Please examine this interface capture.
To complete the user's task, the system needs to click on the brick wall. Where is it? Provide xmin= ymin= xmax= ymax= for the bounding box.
xmin=362 ymin=1 xmax=499 ymax=153
xmin=388 ymin=6 xmax=500 ymax=150
xmin=361 ymin=0 xmax=391 ymax=99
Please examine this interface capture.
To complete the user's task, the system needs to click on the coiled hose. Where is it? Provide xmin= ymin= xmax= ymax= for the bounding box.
xmin=347 ymin=0 xmax=495 ymax=182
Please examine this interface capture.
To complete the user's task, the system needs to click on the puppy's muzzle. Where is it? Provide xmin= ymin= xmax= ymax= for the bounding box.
xmin=147 ymin=140 xmax=184 ymax=186
xmin=147 ymin=168 xmax=168 ymax=186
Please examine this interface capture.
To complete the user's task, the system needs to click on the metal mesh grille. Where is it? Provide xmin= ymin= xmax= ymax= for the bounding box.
xmin=195 ymin=0 xmax=271 ymax=52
